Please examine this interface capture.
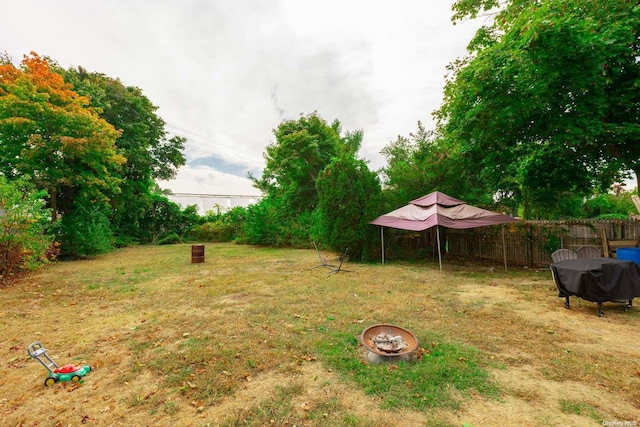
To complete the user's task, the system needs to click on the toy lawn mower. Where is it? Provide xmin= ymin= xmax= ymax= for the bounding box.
xmin=27 ymin=342 xmax=91 ymax=386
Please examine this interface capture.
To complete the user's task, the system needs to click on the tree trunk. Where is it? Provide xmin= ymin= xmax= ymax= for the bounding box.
xmin=522 ymin=195 xmax=530 ymax=220
xmin=49 ymin=188 xmax=57 ymax=223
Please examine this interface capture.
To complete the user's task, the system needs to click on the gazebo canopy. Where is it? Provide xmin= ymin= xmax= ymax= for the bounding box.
xmin=370 ymin=191 xmax=517 ymax=231
xmin=369 ymin=191 xmax=519 ymax=270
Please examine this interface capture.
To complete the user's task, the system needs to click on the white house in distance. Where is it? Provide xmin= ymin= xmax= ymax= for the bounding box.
xmin=166 ymin=193 xmax=262 ymax=215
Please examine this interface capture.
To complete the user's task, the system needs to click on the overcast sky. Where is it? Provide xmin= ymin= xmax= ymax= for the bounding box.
xmin=3 ymin=1 xmax=485 ymax=197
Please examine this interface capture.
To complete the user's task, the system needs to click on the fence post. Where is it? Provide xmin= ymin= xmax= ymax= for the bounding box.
xmin=527 ymin=225 xmax=533 ymax=267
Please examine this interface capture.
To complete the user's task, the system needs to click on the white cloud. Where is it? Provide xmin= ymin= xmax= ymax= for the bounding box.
xmin=157 ymin=164 xmax=260 ymax=196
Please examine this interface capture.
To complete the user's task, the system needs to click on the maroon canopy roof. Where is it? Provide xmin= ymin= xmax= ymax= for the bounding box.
xmin=410 ymin=191 xmax=465 ymax=207
xmin=370 ymin=191 xmax=518 ymax=231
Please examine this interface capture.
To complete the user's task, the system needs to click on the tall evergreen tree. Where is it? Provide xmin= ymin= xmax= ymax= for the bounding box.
xmin=315 ymin=152 xmax=382 ymax=260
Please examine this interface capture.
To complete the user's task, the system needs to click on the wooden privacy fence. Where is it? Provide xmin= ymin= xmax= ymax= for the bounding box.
xmin=394 ymin=220 xmax=640 ymax=268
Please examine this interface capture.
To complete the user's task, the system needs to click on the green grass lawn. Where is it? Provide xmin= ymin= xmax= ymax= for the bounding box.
xmin=2 ymin=243 xmax=638 ymax=426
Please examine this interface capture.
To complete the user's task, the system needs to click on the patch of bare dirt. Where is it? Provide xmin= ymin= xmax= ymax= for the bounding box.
xmin=445 ymin=280 xmax=640 ymax=425
xmin=198 ymin=362 xmax=431 ymax=427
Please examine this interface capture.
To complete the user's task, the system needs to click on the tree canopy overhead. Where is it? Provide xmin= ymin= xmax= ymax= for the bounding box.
xmin=437 ymin=0 xmax=640 ymax=218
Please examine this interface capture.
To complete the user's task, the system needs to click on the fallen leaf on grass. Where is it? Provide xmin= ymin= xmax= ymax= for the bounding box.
xmin=294 ymin=354 xmax=317 ymax=362
xmin=67 ymin=383 xmax=81 ymax=392
xmin=80 ymin=414 xmax=95 ymax=423
xmin=190 ymin=400 xmax=204 ymax=407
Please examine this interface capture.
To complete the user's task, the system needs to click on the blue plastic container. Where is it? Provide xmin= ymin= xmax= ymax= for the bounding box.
xmin=616 ymin=247 xmax=640 ymax=264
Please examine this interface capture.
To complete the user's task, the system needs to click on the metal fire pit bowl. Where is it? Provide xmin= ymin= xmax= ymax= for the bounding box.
xmin=361 ymin=324 xmax=419 ymax=357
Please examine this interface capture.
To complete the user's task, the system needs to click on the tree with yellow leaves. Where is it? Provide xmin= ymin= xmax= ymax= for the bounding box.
xmin=0 ymin=52 xmax=126 ymax=255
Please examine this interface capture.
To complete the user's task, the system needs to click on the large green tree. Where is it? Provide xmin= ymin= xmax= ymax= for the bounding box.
xmin=380 ymin=121 xmax=486 ymax=209
xmin=247 ymin=112 xmax=376 ymax=249
xmin=437 ymin=0 xmax=640 ymax=219
xmin=59 ymin=67 xmax=186 ymax=243
xmin=251 ymin=112 xmax=345 ymax=215
xmin=0 ymin=53 xmax=126 ymax=254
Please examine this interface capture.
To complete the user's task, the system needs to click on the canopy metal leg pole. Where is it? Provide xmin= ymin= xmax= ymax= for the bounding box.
xmin=432 ymin=229 xmax=436 ymax=262
xmin=437 ymin=225 xmax=443 ymax=273
xmin=381 ymin=227 xmax=385 ymax=265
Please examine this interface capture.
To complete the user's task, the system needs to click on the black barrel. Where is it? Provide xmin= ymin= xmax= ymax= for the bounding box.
xmin=191 ymin=244 xmax=205 ymax=263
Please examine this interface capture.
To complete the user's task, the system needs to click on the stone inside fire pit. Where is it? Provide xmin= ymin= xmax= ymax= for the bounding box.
xmin=361 ymin=324 xmax=419 ymax=363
